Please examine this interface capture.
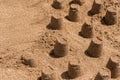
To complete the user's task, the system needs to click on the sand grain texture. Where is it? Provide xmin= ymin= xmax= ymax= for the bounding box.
xmin=0 ymin=0 xmax=120 ymax=80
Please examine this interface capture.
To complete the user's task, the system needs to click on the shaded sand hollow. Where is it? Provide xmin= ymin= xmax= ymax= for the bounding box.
xmin=0 ymin=0 xmax=120 ymax=80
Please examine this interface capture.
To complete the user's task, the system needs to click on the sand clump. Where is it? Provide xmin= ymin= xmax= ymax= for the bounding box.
xmin=21 ymin=53 xmax=37 ymax=67
xmin=40 ymin=71 xmax=61 ymax=80
xmin=52 ymin=0 xmax=63 ymax=9
xmin=94 ymin=68 xmax=111 ymax=80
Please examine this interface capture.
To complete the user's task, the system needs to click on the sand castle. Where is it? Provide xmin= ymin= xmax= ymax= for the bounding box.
xmin=53 ymin=38 xmax=68 ymax=57
xmin=68 ymin=61 xmax=82 ymax=79
xmin=86 ymin=37 xmax=103 ymax=58
xmin=66 ymin=7 xmax=80 ymax=22
xmin=80 ymin=20 xmax=94 ymax=38
xmin=106 ymin=55 xmax=120 ymax=78
xmin=103 ymin=7 xmax=117 ymax=25
xmin=89 ymin=0 xmax=103 ymax=15
xmin=47 ymin=16 xmax=63 ymax=30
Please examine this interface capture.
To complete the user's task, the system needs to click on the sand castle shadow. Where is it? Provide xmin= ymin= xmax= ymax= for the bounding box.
xmin=87 ymin=11 xmax=93 ymax=16
xmin=61 ymin=71 xmax=71 ymax=79
xmin=100 ymin=17 xmax=112 ymax=26
xmin=84 ymin=50 xmax=99 ymax=58
xmin=37 ymin=77 xmax=41 ymax=80
xmin=49 ymin=50 xmax=62 ymax=58
xmin=46 ymin=24 xmax=52 ymax=29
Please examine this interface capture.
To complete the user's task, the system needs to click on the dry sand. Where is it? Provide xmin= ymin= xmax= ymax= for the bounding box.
xmin=0 ymin=0 xmax=120 ymax=80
